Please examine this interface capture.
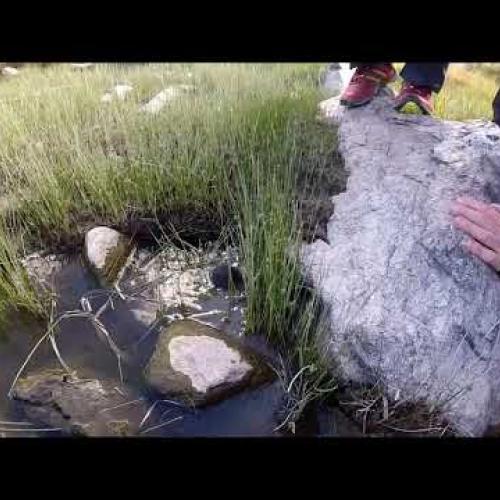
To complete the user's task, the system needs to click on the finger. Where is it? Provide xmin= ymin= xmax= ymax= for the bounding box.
xmin=455 ymin=196 xmax=490 ymax=212
xmin=452 ymin=198 xmax=500 ymax=224
xmin=453 ymin=215 xmax=500 ymax=251
xmin=464 ymin=238 xmax=500 ymax=271
xmin=484 ymin=204 xmax=500 ymax=225
xmin=450 ymin=202 xmax=500 ymax=233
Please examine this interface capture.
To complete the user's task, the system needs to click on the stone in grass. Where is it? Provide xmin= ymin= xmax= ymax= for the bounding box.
xmin=11 ymin=369 xmax=147 ymax=436
xmin=70 ymin=63 xmax=95 ymax=71
xmin=1 ymin=66 xmax=19 ymax=77
xmin=101 ymin=83 xmax=134 ymax=103
xmin=84 ymin=226 xmax=135 ymax=288
xmin=145 ymin=319 xmax=275 ymax=406
xmin=139 ymin=85 xmax=195 ymax=114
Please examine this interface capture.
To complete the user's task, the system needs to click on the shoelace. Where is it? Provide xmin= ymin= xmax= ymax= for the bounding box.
xmin=351 ymin=69 xmax=382 ymax=84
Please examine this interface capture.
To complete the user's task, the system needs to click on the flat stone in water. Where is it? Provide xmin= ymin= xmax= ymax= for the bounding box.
xmin=145 ymin=319 xmax=275 ymax=406
xmin=169 ymin=335 xmax=252 ymax=393
xmin=11 ymin=369 xmax=147 ymax=436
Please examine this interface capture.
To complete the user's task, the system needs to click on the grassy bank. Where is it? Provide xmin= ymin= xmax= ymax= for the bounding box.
xmin=0 ymin=64 xmax=326 ymax=316
xmin=0 ymin=63 xmax=497 ymax=432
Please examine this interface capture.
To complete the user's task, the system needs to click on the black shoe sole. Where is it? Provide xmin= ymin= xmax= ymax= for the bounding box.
xmin=340 ymin=97 xmax=373 ymax=108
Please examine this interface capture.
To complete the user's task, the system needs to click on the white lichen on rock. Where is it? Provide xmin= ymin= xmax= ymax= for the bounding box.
xmin=169 ymin=335 xmax=252 ymax=393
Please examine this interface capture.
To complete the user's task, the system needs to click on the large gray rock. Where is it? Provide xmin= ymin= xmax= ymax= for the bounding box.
xmin=145 ymin=319 xmax=274 ymax=406
xmin=84 ymin=226 xmax=134 ymax=287
xmin=11 ymin=369 xmax=147 ymax=436
xmin=303 ymin=95 xmax=500 ymax=436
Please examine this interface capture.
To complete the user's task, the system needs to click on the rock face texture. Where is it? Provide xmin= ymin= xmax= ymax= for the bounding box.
xmin=303 ymin=95 xmax=500 ymax=436
xmin=145 ymin=319 xmax=274 ymax=406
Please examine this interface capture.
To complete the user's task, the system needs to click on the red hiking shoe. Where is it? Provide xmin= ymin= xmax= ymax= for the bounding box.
xmin=394 ymin=82 xmax=434 ymax=115
xmin=340 ymin=64 xmax=397 ymax=108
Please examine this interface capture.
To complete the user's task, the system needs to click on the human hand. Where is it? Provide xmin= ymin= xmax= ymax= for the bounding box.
xmin=450 ymin=196 xmax=500 ymax=271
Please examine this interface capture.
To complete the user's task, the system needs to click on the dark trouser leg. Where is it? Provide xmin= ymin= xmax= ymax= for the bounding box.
xmin=400 ymin=63 xmax=449 ymax=93
xmin=493 ymin=88 xmax=500 ymax=125
xmin=350 ymin=63 xmax=386 ymax=69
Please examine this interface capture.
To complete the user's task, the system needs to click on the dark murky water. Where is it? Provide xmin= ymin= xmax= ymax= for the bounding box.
xmin=0 ymin=255 xmax=359 ymax=438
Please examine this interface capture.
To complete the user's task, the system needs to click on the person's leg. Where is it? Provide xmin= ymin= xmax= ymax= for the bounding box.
xmin=400 ymin=63 xmax=449 ymax=93
xmin=341 ymin=63 xmax=396 ymax=107
xmin=350 ymin=63 xmax=384 ymax=69
xmin=493 ymin=88 xmax=500 ymax=126
xmin=394 ymin=63 xmax=449 ymax=114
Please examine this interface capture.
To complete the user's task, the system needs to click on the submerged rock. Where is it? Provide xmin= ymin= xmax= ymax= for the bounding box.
xmin=303 ymin=94 xmax=500 ymax=436
xmin=155 ymin=268 xmax=211 ymax=313
xmin=22 ymin=252 xmax=64 ymax=294
xmin=140 ymin=85 xmax=195 ymax=114
xmin=84 ymin=226 xmax=135 ymax=287
xmin=126 ymin=248 xmax=216 ymax=313
xmin=145 ymin=319 xmax=274 ymax=406
xmin=11 ymin=369 xmax=147 ymax=436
